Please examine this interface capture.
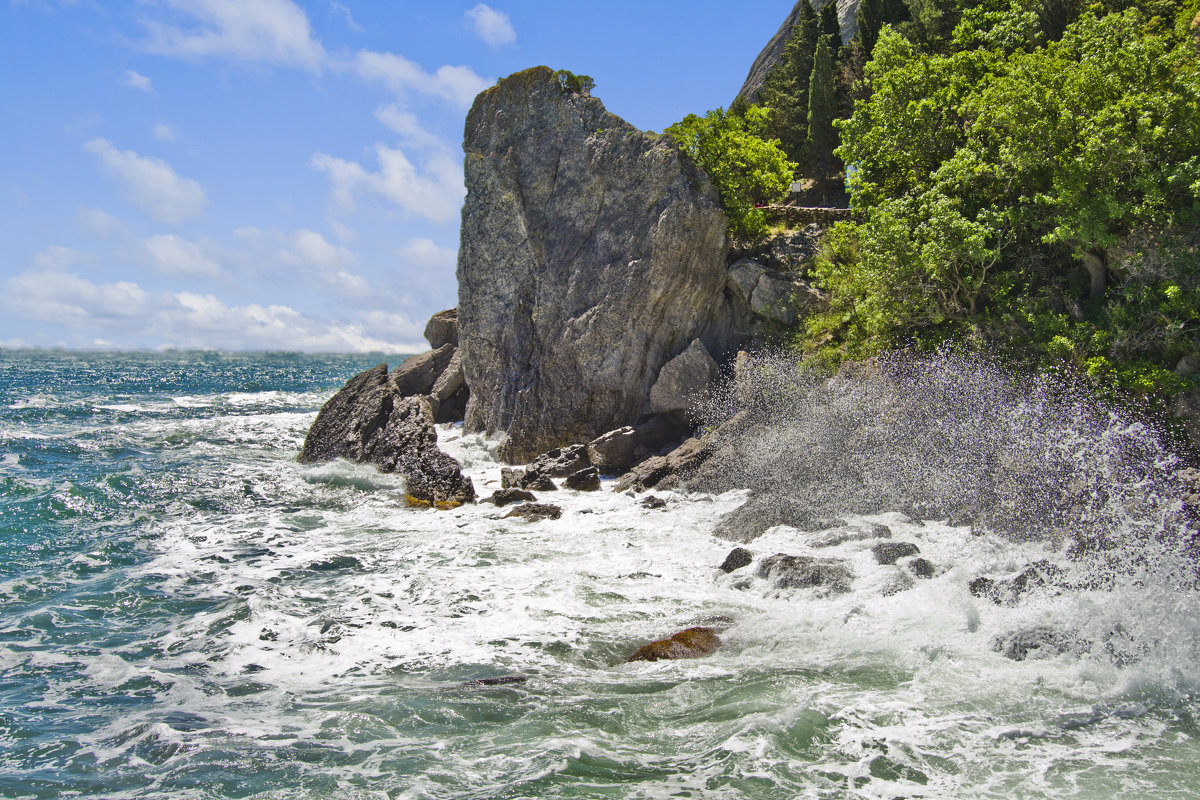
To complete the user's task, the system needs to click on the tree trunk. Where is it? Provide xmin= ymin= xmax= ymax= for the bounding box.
xmin=1083 ymin=249 xmax=1106 ymax=299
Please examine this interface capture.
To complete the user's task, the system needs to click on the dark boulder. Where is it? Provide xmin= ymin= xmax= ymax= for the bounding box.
xmin=907 ymin=558 xmax=936 ymax=579
xmin=719 ymin=547 xmax=753 ymax=573
xmin=529 ymin=444 xmax=591 ymax=477
xmin=298 ymin=365 xmax=475 ymax=509
xmin=487 ymin=488 xmax=536 ymax=507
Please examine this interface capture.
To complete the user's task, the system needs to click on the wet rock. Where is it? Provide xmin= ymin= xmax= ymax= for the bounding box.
xmin=970 ymin=561 xmax=1065 ymax=605
xmin=391 ymin=344 xmax=456 ymax=397
xmin=487 ymin=488 xmax=536 ymax=507
xmin=719 ymin=547 xmax=753 ymax=573
xmin=298 ymin=366 xmax=474 ymax=509
xmin=424 ymin=308 xmax=458 ymax=349
xmin=459 ymin=66 xmax=734 ymax=463
xmin=531 ymin=444 xmax=591 ymax=477
xmin=306 ymin=555 xmax=363 ymax=572
xmin=640 ymin=495 xmax=667 ymax=510
xmin=564 ymin=466 xmax=601 ymax=492
xmin=615 ymin=410 xmax=756 ymax=494
xmin=757 ymin=554 xmax=853 ymax=593
xmin=501 ymin=466 xmax=556 ymax=492
xmin=881 ymin=569 xmax=915 ymax=596
xmin=504 ymin=503 xmax=563 ymax=522
xmin=872 ymin=541 xmax=921 ymax=566
xmin=586 ymin=427 xmax=637 ymax=474
xmin=626 ymin=627 xmax=721 ymax=662
xmin=808 ymin=524 xmax=891 ymax=548
xmin=993 ymin=627 xmax=1084 ymax=661
xmin=907 ymin=558 xmax=936 ymax=579
xmin=712 ymin=494 xmax=819 ymax=543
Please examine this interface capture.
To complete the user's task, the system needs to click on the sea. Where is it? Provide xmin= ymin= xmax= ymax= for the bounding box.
xmin=1 ymin=348 xmax=1199 ymax=799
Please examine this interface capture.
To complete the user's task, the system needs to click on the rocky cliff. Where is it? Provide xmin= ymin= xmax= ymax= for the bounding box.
xmin=457 ymin=66 xmax=742 ymax=463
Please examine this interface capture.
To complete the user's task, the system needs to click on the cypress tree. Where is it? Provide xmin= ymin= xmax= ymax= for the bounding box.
xmin=758 ymin=0 xmax=821 ymax=165
xmin=806 ymin=38 xmax=839 ymax=196
xmin=819 ymin=0 xmax=842 ymax=51
xmin=854 ymin=0 xmax=883 ymax=54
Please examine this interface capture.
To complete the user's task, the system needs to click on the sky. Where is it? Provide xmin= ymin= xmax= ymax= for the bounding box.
xmin=1 ymin=0 xmax=793 ymax=352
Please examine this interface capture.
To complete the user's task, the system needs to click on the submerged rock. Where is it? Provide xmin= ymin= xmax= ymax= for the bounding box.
xmin=297 ymin=364 xmax=474 ymax=509
xmin=993 ymin=627 xmax=1084 ymax=661
xmin=626 ymin=627 xmax=721 ymax=662
xmin=872 ymin=541 xmax=920 ymax=566
xmin=757 ymin=553 xmax=854 ymax=593
xmin=970 ymin=560 xmax=1065 ymax=605
xmin=457 ymin=66 xmax=735 ymax=463
xmin=907 ymin=558 xmax=936 ymax=579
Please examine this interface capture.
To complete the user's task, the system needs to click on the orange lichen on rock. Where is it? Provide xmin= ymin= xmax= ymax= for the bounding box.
xmin=626 ymin=627 xmax=721 ymax=662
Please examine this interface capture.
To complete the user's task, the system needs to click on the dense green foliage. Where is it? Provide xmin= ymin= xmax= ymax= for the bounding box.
xmin=666 ymin=107 xmax=797 ymax=241
xmin=553 ymin=70 xmax=594 ymax=95
xmin=803 ymin=4 xmax=1200 ymax=404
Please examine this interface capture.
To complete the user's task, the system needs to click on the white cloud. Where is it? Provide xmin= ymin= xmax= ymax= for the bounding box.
xmin=76 ymin=207 xmax=126 ymax=237
xmin=33 ymin=245 xmax=96 ymax=271
xmin=140 ymin=0 xmax=326 ymax=72
xmin=279 ymin=228 xmax=349 ymax=270
xmin=354 ymin=50 xmax=489 ymax=108
xmin=122 ymin=69 xmax=154 ymax=91
xmin=399 ymin=238 xmax=457 ymax=271
xmin=153 ymin=121 xmax=178 ymax=141
xmin=310 ymin=145 xmax=464 ymax=223
xmin=233 ymin=226 xmax=371 ymax=301
xmin=2 ymin=267 xmax=419 ymax=352
xmin=374 ymin=104 xmax=445 ymax=150
xmin=84 ymin=138 xmax=207 ymax=224
xmin=328 ymin=1 xmax=363 ymax=33
xmin=465 ymin=4 xmax=516 ymax=48
xmin=136 ymin=234 xmax=224 ymax=278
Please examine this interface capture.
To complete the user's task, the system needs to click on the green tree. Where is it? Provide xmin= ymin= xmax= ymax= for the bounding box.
xmin=758 ymin=0 xmax=820 ymax=164
xmin=808 ymin=9 xmax=1200 ymax=385
xmin=805 ymin=38 xmax=839 ymax=193
xmin=819 ymin=0 xmax=842 ymax=51
xmin=666 ymin=106 xmax=798 ymax=241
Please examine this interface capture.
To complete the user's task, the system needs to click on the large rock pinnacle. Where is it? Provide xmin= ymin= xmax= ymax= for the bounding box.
xmin=457 ymin=66 xmax=734 ymax=463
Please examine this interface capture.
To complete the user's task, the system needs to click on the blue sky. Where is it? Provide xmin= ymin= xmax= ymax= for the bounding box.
xmin=1 ymin=0 xmax=791 ymax=352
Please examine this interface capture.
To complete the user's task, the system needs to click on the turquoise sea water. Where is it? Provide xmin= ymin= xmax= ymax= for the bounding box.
xmin=2 ymin=349 xmax=1199 ymax=799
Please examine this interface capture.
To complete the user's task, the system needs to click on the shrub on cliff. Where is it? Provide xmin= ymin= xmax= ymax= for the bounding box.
xmin=666 ymin=106 xmax=797 ymax=241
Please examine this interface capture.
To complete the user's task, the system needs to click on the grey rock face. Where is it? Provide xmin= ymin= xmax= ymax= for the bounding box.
xmin=424 ymin=308 xmax=459 ymax=349
xmin=487 ymin=488 xmax=536 ymax=506
xmin=587 ymin=427 xmax=637 ymax=474
xmin=298 ymin=364 xmax=474 ymax=508
xmin=391 ymin=345 xmax=456 ymax=398
xmin=529 ymin=444 xmax=591 ymax=477
xmin=648 ymin=339 xmax=721 ymax=416
xmin=429 ymin=348 xmax=468 ymax=423
xmin=457 ymin=66 xmax=733 ymax=463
